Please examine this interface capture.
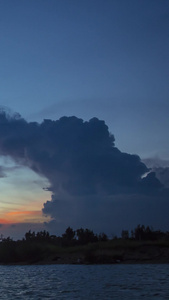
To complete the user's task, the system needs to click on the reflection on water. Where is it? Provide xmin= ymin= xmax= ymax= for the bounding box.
xmin=0 ymin=264 xmax=169 ymax=299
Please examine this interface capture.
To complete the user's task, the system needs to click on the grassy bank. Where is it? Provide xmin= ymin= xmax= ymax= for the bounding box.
xmin=0 ymin=239 xmax=169 ymax=265
xmin=0 ymin=226 xmax=169 ymax=265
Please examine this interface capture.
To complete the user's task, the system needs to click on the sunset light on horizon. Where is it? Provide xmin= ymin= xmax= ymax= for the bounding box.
xmin=0 ymin=155 xmax=51 ymax=235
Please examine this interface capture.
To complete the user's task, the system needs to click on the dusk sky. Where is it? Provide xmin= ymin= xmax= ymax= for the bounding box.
xmin=0 ymin=0 xmax=169 ymax=239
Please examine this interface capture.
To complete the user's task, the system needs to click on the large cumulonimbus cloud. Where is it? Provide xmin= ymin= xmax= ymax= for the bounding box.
xmin=0 ymin=110 xmax=168 ymax=234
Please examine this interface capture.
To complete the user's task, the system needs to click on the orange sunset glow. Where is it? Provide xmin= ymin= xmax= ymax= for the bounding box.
xmin=0 ymin=159 xmax=52 ymax=232
xmin=1 ymin=210 xmax=51 ymax=224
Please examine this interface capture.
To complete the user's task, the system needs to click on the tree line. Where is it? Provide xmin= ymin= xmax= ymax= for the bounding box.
xmin=0 ymin=225 xmax=169 ymax=264
xmin=1 ymin=224 xmax=169 ymax=246
xmin=17 ymin=227 xmax=108 ymax=246
xmin=122 ymin=225 xmax=169 ymax=241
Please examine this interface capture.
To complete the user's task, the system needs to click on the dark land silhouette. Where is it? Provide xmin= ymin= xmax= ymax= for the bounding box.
xmin=0 ymin=225 xmax=169 ymax=265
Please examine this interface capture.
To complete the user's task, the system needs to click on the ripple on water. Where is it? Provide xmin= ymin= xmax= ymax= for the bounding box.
xmin=0 ymin=264 xmax=169 ymax=299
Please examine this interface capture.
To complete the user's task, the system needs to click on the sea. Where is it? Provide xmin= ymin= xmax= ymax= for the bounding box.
xmin=0 ymin=264 xmax=169 ymax=299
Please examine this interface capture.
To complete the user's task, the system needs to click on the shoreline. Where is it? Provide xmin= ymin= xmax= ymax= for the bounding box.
xmin=1 ymin=242 xmax=169 ymax=266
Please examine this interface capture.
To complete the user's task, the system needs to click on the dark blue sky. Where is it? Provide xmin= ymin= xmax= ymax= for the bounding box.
xmin=1 ymin=0 xmax=169 ymax=159
xmin=0 ymin=0 xmax=169 ymax=238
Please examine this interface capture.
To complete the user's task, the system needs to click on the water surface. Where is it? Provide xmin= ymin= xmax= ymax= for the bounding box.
xmin=0 ymin=264 xmax=169 ymax=299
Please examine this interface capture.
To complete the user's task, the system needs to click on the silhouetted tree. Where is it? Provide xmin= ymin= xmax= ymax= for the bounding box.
xmin=133 ymin=225 xmax=161 ymax=241
xmin=62 ymin=227 xmax=75 ymax=240
xmin=36 ymin=230 xmax=50 ymax=241
xmin=134 ymin=225 xmax=145 ymax=240
xmin=76 ymin=228 xmax=98 ymax=245
xmin=98 ymin=232 xmax=108 ymax=242
xmin=121 ymin=230 xmax=129 ymax=240
xmin=25 ymin=230 xmax=36 ymax=241
xmin=62 ymin=227 xmax=76 ymax=246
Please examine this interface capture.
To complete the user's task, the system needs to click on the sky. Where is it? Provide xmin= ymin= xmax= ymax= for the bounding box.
xmin=0 ymin=0 xmax=169 ymax=239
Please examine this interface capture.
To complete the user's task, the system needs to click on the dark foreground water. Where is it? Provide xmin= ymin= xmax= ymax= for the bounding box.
xmin=0 ymin=264 xmax=169 ymax=299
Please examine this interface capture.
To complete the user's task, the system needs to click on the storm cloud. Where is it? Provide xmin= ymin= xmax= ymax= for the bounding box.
xmin=143 ymin=157 xmax=169 ymax=188
xmin=0 ymin=110 xmax=168 ymax=234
